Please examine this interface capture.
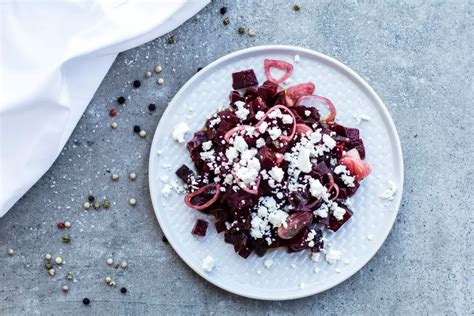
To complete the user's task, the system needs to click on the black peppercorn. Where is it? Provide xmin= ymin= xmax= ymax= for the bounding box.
xmin=133 ymin=125 xmax=141 ymax=133
xmin=220 ymin=7 xmax=227 ymax=15
xmin=197 ymin=67 xmax=203 ymax=72
xmin=223 ymin=18 xmax=230 ymax=25
xmin=82 ymin=298 xmax=90 ymax=305
xmin=162 ymin=235 xmax=168 ymax=243
xmin=120 ymin=287 xmax=127 ymax=294
xmin=167 ymin=36 xmax=174 ymax=44
xmin=148 ymin=103 xmax=156 ymax=112
xmin=133 ymin=80 xmax=141 ymax=88
xmin=88 ymin=195 xmax=95 ymax=202
xmin=117 ymin=96 xmax=126 ymax=104
xmin=238 ymin=27 xmax=245 ymax=35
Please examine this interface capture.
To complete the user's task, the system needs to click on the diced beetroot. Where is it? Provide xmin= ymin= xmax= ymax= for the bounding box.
xmin=288 ymin=227 xmax=323 ymax=252
xmin=257 ymin=146 xmax=277 ymax=169
xmin=257 ymin=80 xmax=279 ymax=103
xmin=215 ymin=221 xmax=227 ymax=233
xmin=232 ymin=69 xmax=258 ymax=89
xmin=311 ymin=162 xmax=332 ymax=178
xmin=278 ymin=211 xmax=313 ymax=240
xmin=291 ymin=106 xmax=320 ymax=126
xmin=175 ymin=164 xmax=194 ymax=185
xmin=326 ymin=207 xmax=352 ymax=232
xmin=244 ymin=87 xmax=258 ymax=101
xmin=296 ymin=95 xmax=336 ymax=123
xmin=346 ymin=138 xmax=366 ymax=159
xmin=238 ymin=246 xmax=252 ymax=259
xmin=338 ymin=180 xmax=360 ymax=199
xmin=229 ymin=90 xmax=243 ymax=103
xmin=192 ymin=219 xmax=209 ymax=236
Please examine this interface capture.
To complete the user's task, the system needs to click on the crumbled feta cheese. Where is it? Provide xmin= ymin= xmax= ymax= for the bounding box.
xmin=200 ymin=150 xmax=215 ymax=161
xmin=366 ymin=234 xmax=374 ymax=241
xmin=380 ymin=181 xmax=398 ymax=201
xmin=225 ymin=147 xmax=239 ymax=161
xmin=313 ymin=267 xmax=320 ymax=273
xmin=172 ymin=122 xmax=189 ymax=143
xmin=311 ymin=252 xmax=321 ymax=262
xmin=325 ymin=249 xmax=342 ymax=264
xmin=201 ymin=255 xmax=215 ymax=272
xmin=256 ymin=138 xmax=265 ymax=148
xmin=209 ymin=117 xmax=221 ymax=127
xmin=322 ymin=134 xmax=336 ymax=149
xmin=331 ymin=203 xmax=346 ymax=221
xmin=258 ymin=121 xmax=268 ymax=133
xmin=233 ymin=136 xmax=248 ymax=152
xmin=235 ymin=101 xmax=250 ymax=120
xmin=255 ymin=111 xmax=265 ymax=120
xmin=251 ymin=196 xmax=288 ymax=239
xmin=290 ymin=263 xmax=296 ymax=269
xmin=354 ymin=113 xmax=371 ymax=125
xmin=314 ymin=203 xmax=329 ymax=218
xmin=281 ymin=114 xmax=293 ymax=124
xmin=263 ymin=259 xmax=273 ymax=269
xmin=334 ymin=165 xmax=355 ymax=187
xmin=161 ymin=184 xmax=172 ymax=198
xmin=297 ymin=147 xmax=312 ymax=173
xmin=268 ymin=127 xmax=282 ymax=140
xmin=268 ymin=167 xmax=284 ymax=183
xmin=309 ymin=178 xmax=326 ymax=198
xmin=202 ymin=141 xmax=212 ymax=151
xmin=294 ymin=54 xmax=301 ymax=63
xmin=304 ymin=110 xmax=311 ymax=117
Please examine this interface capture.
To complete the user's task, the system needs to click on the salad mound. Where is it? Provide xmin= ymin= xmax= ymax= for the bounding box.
xmin=176 ymin=59 xmax=371 ymax=258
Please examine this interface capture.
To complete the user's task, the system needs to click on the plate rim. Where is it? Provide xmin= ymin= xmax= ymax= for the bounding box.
xmin=148 ymin=45 xmax=404 ymax=300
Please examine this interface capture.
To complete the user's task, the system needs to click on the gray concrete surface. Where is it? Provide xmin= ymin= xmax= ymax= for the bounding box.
xmin=1 ymin=0 xmax=473 ymax=314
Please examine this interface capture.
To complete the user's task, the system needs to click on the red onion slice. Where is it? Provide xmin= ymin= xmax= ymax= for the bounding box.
xmin=277 ymin=211 xmax=314 ymax=240
xmin=224 ymin=125 xmax=255 ymax=143
xmin=185 ymin=183 xmax=221 ymax=210
xmin=264 ymin=59 xmax=294 ymax=84
xmin=285 ymin=83 xmax=315 ymax=104
xmin=340 ymin=149 xmax=372 ymax=181
xmin=295 ymin=95 xmax=337 ymax=123
xmin=295 ymin=123 xmax=313 ymax=135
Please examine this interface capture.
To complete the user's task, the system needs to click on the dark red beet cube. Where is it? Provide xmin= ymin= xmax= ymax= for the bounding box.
xmin=232 ymin=69 xmax=258 ymax=89
xmin=326 ymin=207 xmax=353 ymax=232
xmin=175 ymin=164 xmax=194 ymax=185
xmin=192 ymin=219 xmax=209 ymax=236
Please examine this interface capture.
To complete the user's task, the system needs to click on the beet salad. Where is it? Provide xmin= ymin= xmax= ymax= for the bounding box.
xmin=175 ymin=59 xmax=371 ymax=259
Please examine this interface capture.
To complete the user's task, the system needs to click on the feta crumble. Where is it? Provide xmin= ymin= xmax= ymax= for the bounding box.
xmin=161 ymin=184 xmax=172 ymax=198
xmin=255 ymin=111 xmax=265 ymax=120
xmin=202 ymin=141 xmax=213 ymax=151
xmin=311 ymin=252 xmax=321 ymax=262
xmin=354 ymin=113 xmax=371 ymax=125
xmin=380 ymin=181 xmax=398 ymax=201
xmin=268 ymin=167 xmax=284 ymax=183
xmin=263 ymin=259 xmax=273 ymax=269
xmin=325 ymin=249 xmax=342 ymax=264
xmin=294 ymin=54 xmax=301 ymax=63
xmin=201 ymin=255 xmax=215 ymax=272
xmin=172 ymin=122 xmax=189 ymax=143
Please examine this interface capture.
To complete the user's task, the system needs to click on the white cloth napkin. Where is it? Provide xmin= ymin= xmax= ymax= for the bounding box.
xmin=0 ymin=0 xmax=209 ymax=217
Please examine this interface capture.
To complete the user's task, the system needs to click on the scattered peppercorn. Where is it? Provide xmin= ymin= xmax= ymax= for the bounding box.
xmin=45 ymin=263 xmax=53 ymax=270
xmin=103 ymin=199 xmax=110 ymax=209
xmin=220 ymin=7 xmax=227 ymax=15
xmin=157 ymin=78 xmax=164 ymax=85
xmin=48 ymin=269 xmax=55 ymax=276
xmin=148 ymin=103 xmax=156 ymax=112
xmin=112 ymin=173 xmax=119 ymax=181
xmin=197 ymin=67 xmax=203 ymax=72
xmin=145 ymin=71 xmax=152 ymax=78
xmin=162 ymin=235 xmax=168 ymax=243
xmin=238 ymin=26 xmax=245 ymax=35
xmin=120 ymin=261 xmax=128 ymax=269
xmin=128 ymin=198 xmax=136 ymax=206
xmin=93 ymin=201 xmax=100 ymax=210
xmin=117 ymin=96 xmax=126 ymax=105
xmin=223 ymin=18 xmax=230 ymax=25
xmin=83 ymin=298 xmax=90 ymax=305
xmin=62 ymin=234 xmax=71 ymax=243
xmin=120 ymin=287 xmax=127 ymax=294
xmin=129 ymin=172 xmax=137 ymax=181
xmin=139 ymin=130 xmax=146 ymax=138
xmin=248 ymin=29 xmax=255 ymax=37
xmin=66 ymin=272 xmax=73 ymax=280
xmin=293 ymin=3 xmax=301 ymax=11
xmin=155 ymin=65 xmax=162 ymax=73
xmin=88 ymin=195 xmax=95 ymax=202
xmin=167 ymin=36 xmax=174 ymax=44
xmin=55 ymin=257 xmax=63 ymax=265
xmin=57 ymin=222 xmax=65 ymax=230
xmin=7 ymin=248 xmax=14 ymax=256
xmin=105 ymin=276 xmax=112 ymax=284
xmin=62 ymin=285 xmax=69 ymax=292
xmin=109 ymin=108 xmax=117 ymax=117
xmin=106 ymin=258 xmax=114 ymax=265
xmin=133 ymin=80 xmax=141 ymax=88
xmin=45 ymin=254 xmax=52 ymax=261
xmin=133 ymin=125 xmax=141 ymax=133
xmin=83 ymin=202 xmax=90 ymax=209
xmin=64 ymin=221 xmax=71 ymax=228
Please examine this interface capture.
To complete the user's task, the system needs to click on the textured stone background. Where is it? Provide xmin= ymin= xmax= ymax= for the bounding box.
xmin=1 ymin=0 xmax=472 ymax=315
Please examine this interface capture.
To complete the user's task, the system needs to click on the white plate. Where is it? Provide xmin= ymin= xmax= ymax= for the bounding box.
xmin=148 ymin=45 xmax=403 ymax=300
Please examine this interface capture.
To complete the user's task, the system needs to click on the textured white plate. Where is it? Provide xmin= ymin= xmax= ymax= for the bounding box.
xmin=148 ymin=46 xmax=403 ymax=300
